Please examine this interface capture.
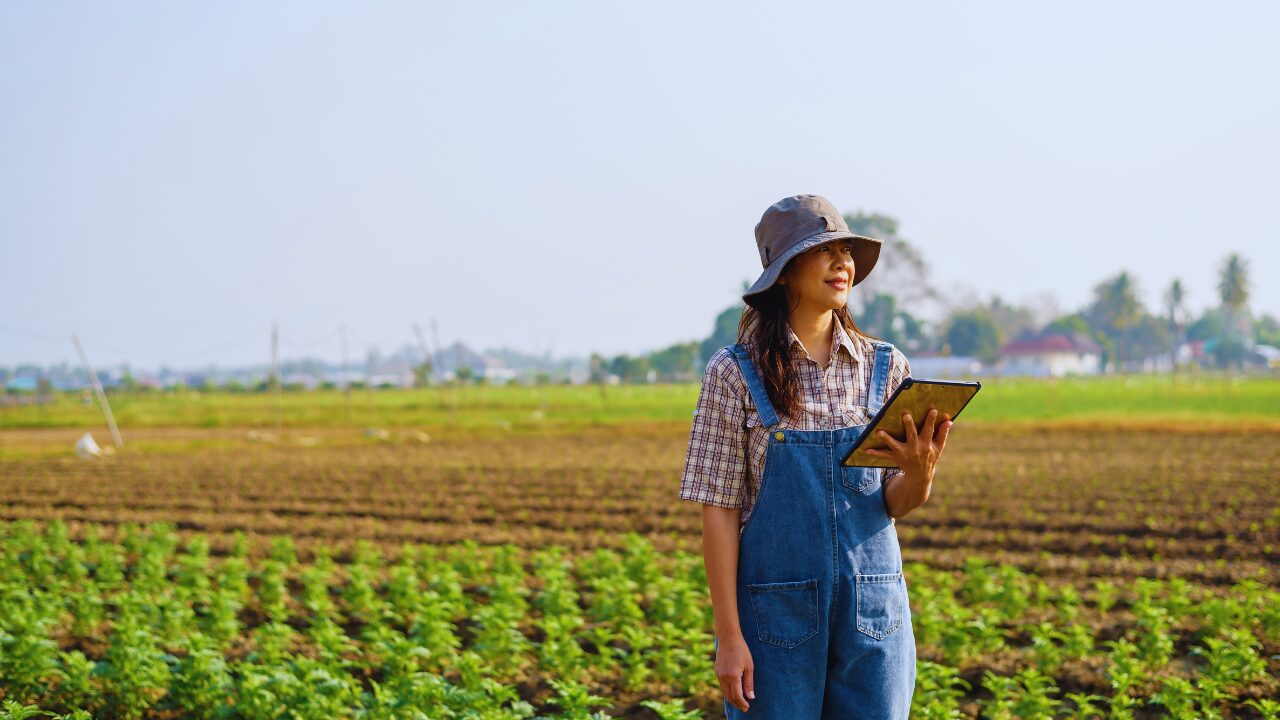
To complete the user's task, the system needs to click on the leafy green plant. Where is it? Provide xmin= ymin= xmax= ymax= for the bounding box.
xmin=0 ymin=612 xmax=60 ymax=702
xmin=638 ymin=698 xmax=702 ymax=720
xmin=0 ymin=699 xmax=50 ymax=720
xmin=1063 ymin=691 xmax=1104 ymax=720
xmin=1190 ymin=625 xmax=1270 ymax=693
xmin=253 ymin=559 xmax=290 ymax=623
xmin=1092 ymin=579 xmax=1118 ymax=613
xmin=911 ymin=660 xmax=971 ymax=719
xmin=1245 ymin=698 xmax=1280 ymax=720
xmin=96 ymin=617 xmax=172 ymax=720
xmin=1148 ymin=675 xmax=1197 ymax=719
xmin=51 ymin=650 xmax=97 ymax=712
xmin=546 ymin=677 xmax=612 ymax=719
xmin=165 ymin=640 xmax=233 ymax=720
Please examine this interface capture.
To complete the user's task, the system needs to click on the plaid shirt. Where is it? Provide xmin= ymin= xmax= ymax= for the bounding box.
xmin=678 ymin=312 xmax=911 ymax=532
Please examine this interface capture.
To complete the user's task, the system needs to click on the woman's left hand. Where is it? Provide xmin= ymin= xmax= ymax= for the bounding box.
xmin=865 ymin=407 xmax=951 ymax=481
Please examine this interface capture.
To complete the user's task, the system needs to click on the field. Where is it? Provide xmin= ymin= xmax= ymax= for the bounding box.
xmin=4 ymin=372 xmax=1279 ymax=436
xmin=1 ymin=375 xmax=1278 ymax=718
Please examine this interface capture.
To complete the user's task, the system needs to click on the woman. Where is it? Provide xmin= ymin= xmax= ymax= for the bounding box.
xmin=678 ymin=194 xmax=952 ymax=718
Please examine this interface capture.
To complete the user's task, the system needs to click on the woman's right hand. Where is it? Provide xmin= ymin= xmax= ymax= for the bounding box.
xmin=716 ymin=633 xmax=755 ymax=712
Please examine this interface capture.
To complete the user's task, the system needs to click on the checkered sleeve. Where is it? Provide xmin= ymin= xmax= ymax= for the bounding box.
xmin=678 ymin=348 xmax=748 ymax=509
xmin=882 ymin=348 xmax=911 ymax=487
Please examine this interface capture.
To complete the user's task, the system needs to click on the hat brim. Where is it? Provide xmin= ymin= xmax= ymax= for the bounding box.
xmin=742 ymin=231 xmax=881 ymax=307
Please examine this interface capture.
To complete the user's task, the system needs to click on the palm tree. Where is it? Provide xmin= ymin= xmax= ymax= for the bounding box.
xmin=1216 ymin=253 xmax=1252 ymax=369
xmin=1163 ymin=279 xmax=1188 ymax=369
xmin=1218 ymin=253 xmax=1249 ymax=312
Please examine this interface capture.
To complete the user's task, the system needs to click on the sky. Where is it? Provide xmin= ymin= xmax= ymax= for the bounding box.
xmin=3 ymin=1 xmax=1277 ymax=369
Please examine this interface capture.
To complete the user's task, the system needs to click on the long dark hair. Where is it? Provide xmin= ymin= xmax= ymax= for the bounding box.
xmin=737 ymin=280 xmax=882 ymax=422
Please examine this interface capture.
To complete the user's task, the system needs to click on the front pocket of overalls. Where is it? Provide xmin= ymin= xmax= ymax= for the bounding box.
xmin=855 ymin=571 xmax=905 ymax=640
xmin=747 ymin=578 xmax=819 ymax=649
xmin=841 ymin=465 xmax=882 ymax=495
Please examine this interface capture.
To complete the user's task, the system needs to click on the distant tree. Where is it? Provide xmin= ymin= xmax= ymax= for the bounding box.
xmin=588 ymin=353 xmax=609 ymax=384
xmin=943 ymin=309 xmax=1001 ymax=364
xmin=699 ymin=300 xmax=746 ymax=367
xmin=1185 ymin=307 xmax=1222 ymax=343
xmin=1084 ymin=271 xmax=1145 ymax=370
xmin=1044 ymin=312 xmax=1112 ymax=363
xmin=1214 ymin=253 xmax=1253 ymax=369
xmin=1131 ymin=314 xmax=1173 ymax=366
xmin=1254 ymin=313 xmax=1280 ymax=347
xmin=609 ymin=355 xmax=630 ymax=382
xmin=647 ymin=340 xmax=700 ymax=382
xmin=895 ymin=312 xmax=929 ymax=352
xmin=1218 ymin=253 xmax=1250 ymax=311
xmin=412 ymin=359 xmax=433 ymax=388
xmin=455 ymin=366 xmax=476 ymax=384
xmin=854 ymin=293 xmax=929 ymax=352
xmin=608 ymin=354 xmax=650 ymax=383
xmin=842 ymin=212 xmax=941 ymax=315
xmin=1044 ymin=312 xmax=1090 ymax=336
xmin=980 ymin=296 xmax=1040 ymax=349
xmin=1163 ymin=278 xmax=1190 ymax=366
xmin=857 ymin=293 xmax=897 ymax=340
xmin=119 ymin=366 xmax=140 ymax=393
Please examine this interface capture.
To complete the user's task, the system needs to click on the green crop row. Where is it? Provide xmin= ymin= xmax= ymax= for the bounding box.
xmin=1 ymin=519 xmax=1277 ymax=719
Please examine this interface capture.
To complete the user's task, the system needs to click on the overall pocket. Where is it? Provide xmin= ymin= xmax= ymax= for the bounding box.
xmin=855 ymin=570 xmax=905 ymax=640
xmin=747 ymin=578 xmax=819 ymax=649
xmin=841 ymin=465 xmax=882 ymax=495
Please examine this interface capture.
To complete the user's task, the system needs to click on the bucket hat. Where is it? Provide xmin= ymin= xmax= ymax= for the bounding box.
xmin=742 ymin=194 xmax=881 ymax=309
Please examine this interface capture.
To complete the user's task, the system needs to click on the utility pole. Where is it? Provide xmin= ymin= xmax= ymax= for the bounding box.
xmin=340 ymin=324 xmax=351 ymax=425
xmin=72 ymin=334 xmax=123 ymax=449
xmin=430 ymin=317 xmax=457 ymax=427
xmin=271 ymin=322 xmax=281 ymax=434
xmin=365 ymin=343 xmax=376 ymax=424
xmin=429 ymin=318 xmax=445 ymax=385
xmin=412 ymin=322 xmax=431 ymax=387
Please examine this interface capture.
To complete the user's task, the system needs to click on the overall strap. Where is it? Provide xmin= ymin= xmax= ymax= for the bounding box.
xmin=866 ymin=341 xmax=894 ymax=416
xmin=729 ymin=344 xmax=781 ymax=429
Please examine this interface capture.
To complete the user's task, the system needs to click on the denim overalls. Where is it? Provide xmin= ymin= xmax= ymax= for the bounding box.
xmin=715 ymin=340 xmax=916 ymax=719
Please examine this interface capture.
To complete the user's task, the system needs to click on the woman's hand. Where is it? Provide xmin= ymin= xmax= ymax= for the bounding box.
xmin=715 ymin=633 xmax=755 ymax=712
xmin=865 ymin=407 xmax=952 ymax=481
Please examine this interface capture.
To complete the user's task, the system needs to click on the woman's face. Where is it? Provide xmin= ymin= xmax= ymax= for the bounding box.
xmin=778 ymin=239 xmax=855 ymax=312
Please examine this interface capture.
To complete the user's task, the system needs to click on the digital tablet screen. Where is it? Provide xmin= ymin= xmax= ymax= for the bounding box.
xmin=842 ymin=377 xmax=981 ymax=468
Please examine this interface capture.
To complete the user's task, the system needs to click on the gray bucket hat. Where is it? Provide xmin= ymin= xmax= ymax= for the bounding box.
xmin=742 ymin=194 xmax=881 ymax=309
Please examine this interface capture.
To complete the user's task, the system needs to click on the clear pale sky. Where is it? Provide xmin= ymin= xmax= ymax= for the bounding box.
xmin=3 ymin=1 xmax=1277 ymax=369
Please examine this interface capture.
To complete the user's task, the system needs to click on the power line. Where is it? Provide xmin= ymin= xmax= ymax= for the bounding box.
xmin=0 ymin=324 xmax=70 ymax=345
xmin=278 ymin=327 xmax=341 ymax=352
xmin=165 ymin=323 xmax=276 ymax=361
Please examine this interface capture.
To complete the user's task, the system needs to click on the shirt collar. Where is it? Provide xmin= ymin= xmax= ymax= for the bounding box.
xmin=785 ymin=311 xmax=864 ymax=366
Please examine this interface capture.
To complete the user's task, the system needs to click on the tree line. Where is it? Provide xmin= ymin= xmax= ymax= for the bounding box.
xmin=595 ymin=212 xmax=1273 ymax=382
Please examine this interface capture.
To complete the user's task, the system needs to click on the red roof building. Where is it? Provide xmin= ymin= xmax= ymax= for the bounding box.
xmin=995 ymin=331 xmax=1103 ymax=377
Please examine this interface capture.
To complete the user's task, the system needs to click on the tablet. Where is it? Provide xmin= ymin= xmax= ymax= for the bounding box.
xmin=841 ymin=377 xmax=981 ymax=468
